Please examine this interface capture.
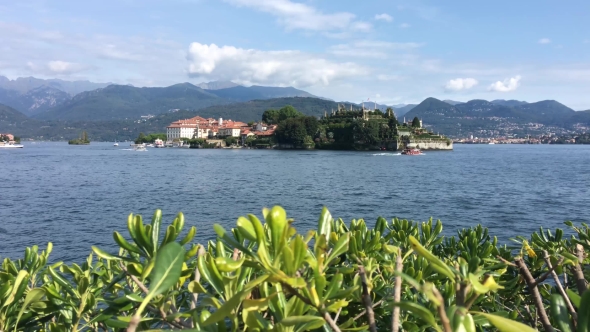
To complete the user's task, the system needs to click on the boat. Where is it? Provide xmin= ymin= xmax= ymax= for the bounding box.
xmin=146 ymin=144 xmax=154 ymax=148
xmin=154 ymin=139 xmax=165 ymax=148
xmin=488 ymin=142 xmax=495 ymax=145
xmin=401 ymin=147 xmax=422 ymax=155
xmin=0 ymin=141 xmax=24 ymax=148
xmin=114 ymin=142 xmax=119 ymax=146
xmin=131 ymin=143 xmax=147 ymax=151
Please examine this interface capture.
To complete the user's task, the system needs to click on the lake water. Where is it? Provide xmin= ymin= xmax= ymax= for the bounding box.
xmin=1 ymin=142 xmax=589 ymax=262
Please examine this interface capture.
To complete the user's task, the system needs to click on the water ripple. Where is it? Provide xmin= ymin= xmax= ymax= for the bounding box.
xmin=1 ymin=143 xmax=590 ymax=262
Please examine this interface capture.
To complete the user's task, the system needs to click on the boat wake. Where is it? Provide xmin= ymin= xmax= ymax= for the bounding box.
xmin=372 ymin=153 xmax=401 ymax=156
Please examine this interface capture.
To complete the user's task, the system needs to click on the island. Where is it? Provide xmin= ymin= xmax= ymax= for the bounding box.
xmin=157 ymin=104 xmax=453 ymax=151
xmin=68 ymin=131 xmax=90 ymax=145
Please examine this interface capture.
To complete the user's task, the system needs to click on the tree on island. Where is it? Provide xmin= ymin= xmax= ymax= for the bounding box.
xmin=412 ymin=116 xmax=421 ymax=128
xmin=225 ymin=136 xmax=238 ymax=146
xmin=68 ymin=131 xmax=90 ymax=145
xmin=262 ymin=105 xmax=305 ymax=124
xmin=135 ymin=132 xmax=166 ymax=144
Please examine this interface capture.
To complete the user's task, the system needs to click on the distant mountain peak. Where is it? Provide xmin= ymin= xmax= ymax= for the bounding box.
xmin=442 ymin=99 xmax=463 ymax=105
xmin=196 ymin=81 xmax=240 ymax=90
xmin=491 ymin=99 xmax=528 ymax=107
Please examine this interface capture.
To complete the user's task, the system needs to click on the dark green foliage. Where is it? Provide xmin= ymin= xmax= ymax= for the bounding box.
xmin=273 ymin=105 xmax=318 ymax=147
xmin=135 ymin=132 xmax=166 ymax=144
xmin=276 ymin=117 xmax=308 ymax=146
xmin=262 ymin=109 xmax=280 ymax=124
xmin=68 ymin=131 xmax=90 ymax=145
xmin=412 ymin=116 xmax=421 ymax=128
xmin=225 ymin=136 xmax=238 ymax=146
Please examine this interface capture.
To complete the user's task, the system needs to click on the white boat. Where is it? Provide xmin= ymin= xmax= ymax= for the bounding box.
xmin=131 ymin=143 xmax=147 ymax=151
xmin=114 ymin=142 xmax=119 ymax=146
xmin=154 ymin=139 xmax=165 ymax=148
xmin=488 ymin=142 xmax=495 ymax=145
xmin=146 ymin=144 xmax=154 ymax=148
xmin=0 ymin=141 xmax=24 ymax=148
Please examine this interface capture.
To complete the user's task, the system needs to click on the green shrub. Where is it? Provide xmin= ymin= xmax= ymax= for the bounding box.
xmin=1 ymin=207 xmax=589 ymax=331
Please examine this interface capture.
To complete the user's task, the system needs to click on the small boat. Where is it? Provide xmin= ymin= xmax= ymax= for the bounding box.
xmin=0 ymin=141 xmax=24 ymax=148
xmin=488 ymin=142 xmax=495 ymax=145
xmin=114 ymin=142 xmax=119 ymax=146
xmin=154 ymin=139 xmax=165 ymax=148
xmin=131 ymin=143 xmax=147 ymax=151
xmin=401 ymin=147 xmax=422 ymax=155
xmin=146 ymin=144 xmax=154 ymax=148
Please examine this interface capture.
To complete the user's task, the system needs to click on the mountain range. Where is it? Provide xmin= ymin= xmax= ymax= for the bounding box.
xmin=0 ymin=76 xmax=318 ymax=120
xmin=1 ymin=75 xmax=589 ymax=140
xmin=405 ymin=98 xmax=590 ymax=137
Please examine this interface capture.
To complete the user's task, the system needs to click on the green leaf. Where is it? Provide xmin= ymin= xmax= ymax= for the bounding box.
xmin=113 ymin=231 xmax=143 ymax=254
xmin=2 ymin=270 xmax=29 ymax=307
xmin=567 ymin=289 xmax=581 ymax=308
xmin=326 ymin=233 xmax=349 ymax=266
xmin=151 ymin=209 xmax=162 ymax=255
xmin=578 ymin=290 xmax=590 ymax=332
xmin=179 ymin=226 xmax=196 ymax=246
xmin=197 ymin=254 xmax=224 ymax=295
xmin=14 ymin=288 xmax=45 ymax=330
xmin=473 ymin=312 xmax=537 ymax=332
xmin=392 ymin=301 xmax=441 ymax=332
xmin=137 ymin=242 xmax=185 ymax=315
xmin=408 ymin=235 xmax=455 ymax=280
xmin=267 ymin=206 xmax=288 ymax=257
xmin=280 ymin=316 xmax=325 ymax=327
xmin=91 ymin=246 xmax=124 ymax=261
xmin=550 ymin=294 xmax=573 ymax=332
xmin=214 ymin=256 xmax=245 ymax=273
xmin=188 ymin=281 xmax=208 ymax=294
xmin=202 ymin=289 xmax=251 ymax=326
xmin=318 ymin=206 xmax=333 ymax=237
xmin=237 ymin=216 xmax=257 ymax=241
xmin=468 ymin=273 xmax=490 ymax=294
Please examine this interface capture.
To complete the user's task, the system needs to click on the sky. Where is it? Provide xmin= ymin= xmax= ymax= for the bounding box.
xmin=1 ymin=0 xmax=589 ymax=109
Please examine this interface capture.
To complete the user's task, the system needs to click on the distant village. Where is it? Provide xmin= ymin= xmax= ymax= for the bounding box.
xmin=166 ymin=116 xmax=277 ymax=147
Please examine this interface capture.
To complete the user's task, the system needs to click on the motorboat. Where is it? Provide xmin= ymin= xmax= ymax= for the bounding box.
xmin=154 ymin=138 xmax=165 ymax=148
xmin=131 ymin=143 xmax=147 ymax=151
xmin=401 ymin=147 xmax=422 ymax=155
xmin=146 ymin=144 xmax=154 ymax=148
xmin=114 ymin=142 xmax=119 ymax=146
xmin=0 ymin=141 xmax=24 ymax=148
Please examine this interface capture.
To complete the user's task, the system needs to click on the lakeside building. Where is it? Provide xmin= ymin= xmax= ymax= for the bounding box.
xmin=166 ymin=116 xmax=276 ymax=142
xmin=0 ymin=133 xmax=15 ymax=141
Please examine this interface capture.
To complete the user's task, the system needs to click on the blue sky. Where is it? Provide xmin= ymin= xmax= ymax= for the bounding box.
xmin=1 ymin=0 xmax=589 ymax=109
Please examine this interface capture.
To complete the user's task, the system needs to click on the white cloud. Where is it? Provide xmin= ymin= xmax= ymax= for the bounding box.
xmin=375 ymin=13 xmax=393 ymax=22
xmin=444 ymin=77 xmax=478 ymax=91
xmin=223 ymin=0 xmax=369 ymax=33
xmin=400 ymin=23 xmax=411 ymax=28
xmin=186 ymin=42 xmax=366 ymax=87
xmin=488 ymin=75 xmax=522 ymax=92
xmin=538 ymin=38 xmax=551 ymax=44
xmin=351 ymin=21 xmax=373 ymax=32
xmin=329 ymin=40 xmax=423 ymax=59
xmin=47 ymin=61 xmax=89 ymax=74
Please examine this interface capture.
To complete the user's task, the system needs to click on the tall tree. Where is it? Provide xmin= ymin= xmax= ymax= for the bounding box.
xmin=262 ymin=109 xmax=280 ymax=124
xmin=278 ymin=105 xmax=304 ymax=122
xmin=412 ymin=117 xmax=421 ymax=128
